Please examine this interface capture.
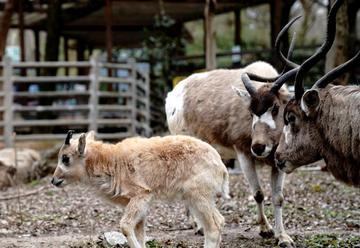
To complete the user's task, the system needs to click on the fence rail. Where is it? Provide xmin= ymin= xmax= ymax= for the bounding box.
xmin=0 ymin=55 xmax=151 ymax=147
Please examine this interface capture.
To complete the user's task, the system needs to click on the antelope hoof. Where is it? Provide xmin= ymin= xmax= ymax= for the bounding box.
xmin=278 ymin=234 xmax=295 ymax=248
xmin=259 ymin=229 xmax=274 ymax=238
xmin=279 ymin=241 xmax=294 ymax=248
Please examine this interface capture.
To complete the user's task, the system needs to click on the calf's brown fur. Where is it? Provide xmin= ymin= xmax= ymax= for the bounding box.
xmin=52 ymin=131 xmax=229 ymax=248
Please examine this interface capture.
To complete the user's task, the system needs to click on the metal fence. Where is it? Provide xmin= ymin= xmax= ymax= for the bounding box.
xmin=0 ymin=55 xmax=151 ymax=147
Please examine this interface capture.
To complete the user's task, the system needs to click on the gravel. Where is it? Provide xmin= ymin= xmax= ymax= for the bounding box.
xmin=0 ymin=165 xmax=359 ymax=247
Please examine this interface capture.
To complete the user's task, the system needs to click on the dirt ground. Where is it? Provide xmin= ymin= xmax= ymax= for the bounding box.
xmin=0 ymin=166 xmax=359 ymax=248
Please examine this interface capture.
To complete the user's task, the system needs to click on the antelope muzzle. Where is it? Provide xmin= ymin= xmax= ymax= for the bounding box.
xmin=51 ymin=177 xmax=64 ymax=187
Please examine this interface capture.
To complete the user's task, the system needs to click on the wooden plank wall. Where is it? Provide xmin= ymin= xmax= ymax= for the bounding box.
xmin=0 ymin=55 xmax=151 ymax=147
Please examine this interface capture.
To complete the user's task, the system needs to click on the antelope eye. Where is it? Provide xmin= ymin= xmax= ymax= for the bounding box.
xmin=287 ymin=113 xmax=296 ymax=124
xmin=62 ymin=155 xmax=70 ymax=166
xmin=271 ymin=105 xmax=279 ymax=116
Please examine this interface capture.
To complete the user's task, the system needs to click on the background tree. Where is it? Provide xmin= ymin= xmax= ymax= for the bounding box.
xmin=297 ymin=0 xmax=316 ymax=46
xmin=325 ymin=0 xmax=349 ymax=85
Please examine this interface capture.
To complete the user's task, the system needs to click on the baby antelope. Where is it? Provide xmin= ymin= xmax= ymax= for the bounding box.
xmin=51 ymin=130 xmax=229 ymax=248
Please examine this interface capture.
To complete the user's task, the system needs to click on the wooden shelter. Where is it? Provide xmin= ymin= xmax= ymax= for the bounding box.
xmin=1 ymin=0 xmax=293 ymax=69
xmin=0 ymin=0 xmax=298 ymax=145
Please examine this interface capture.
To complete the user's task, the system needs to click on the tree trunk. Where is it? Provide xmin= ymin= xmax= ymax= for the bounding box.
xmin=325 ymin=0 xmax=349 ymax=85
xmin=204 ymin=0 xmax=217 ymax=70
xmin=270 ymin=0 xmax=295 ymax=69
xmin=41 ymin=0 xmax=62 ymax=115
xmin=0 ymin=0 xmax=16 ymax=60
xmin=297 ymin=0 xmax=315 ymax=46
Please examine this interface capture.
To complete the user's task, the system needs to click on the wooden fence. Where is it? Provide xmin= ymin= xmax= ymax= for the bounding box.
xmin=0 ymin=55 xmax=151 ymax=147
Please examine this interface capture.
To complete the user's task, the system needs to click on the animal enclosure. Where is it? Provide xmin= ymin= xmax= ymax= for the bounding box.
xmin=0 ymin=55 xmax=150 ymax=147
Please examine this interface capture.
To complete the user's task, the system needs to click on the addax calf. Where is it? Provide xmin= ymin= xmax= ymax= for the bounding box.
xmin=51 ymin=131 xmax=229 ymax=248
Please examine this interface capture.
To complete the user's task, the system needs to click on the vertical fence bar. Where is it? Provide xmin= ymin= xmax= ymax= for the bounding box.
xmin=144 ymin=73 xmax=151 ymax=136
xmin=89 ymin=53 xmax=100 ymax=134
xmin=128 ymin=58 xmax=137 ymax=136
xmin=3 ymin=56 xmax=13 ymax=147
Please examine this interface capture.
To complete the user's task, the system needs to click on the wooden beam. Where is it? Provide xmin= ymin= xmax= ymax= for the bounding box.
xmin=29 ymin=1 xmax=105 ymax=30
xmin=204 ymin=0 xmax=217 ymax=70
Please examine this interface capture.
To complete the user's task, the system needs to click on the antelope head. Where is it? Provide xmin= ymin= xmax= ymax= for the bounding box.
xmin=51 ymin=130 xmax=95 ymax=187
xmin=233 ymin=15 xmax=301 ymax=159
xmin=274 ymin=0 xmax=358 ymax=173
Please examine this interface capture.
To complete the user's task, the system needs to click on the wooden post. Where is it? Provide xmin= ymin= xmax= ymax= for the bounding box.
xmin=144 ymin=72 xmax=151 ymax=137
xmin=19 ymin=0 xmax=26 ymax=75
xmin=89 ymin=53 xmax=100 ymax=133
xmin=77 ymin=39 xmax=85 ymax=75
xmin=3 ymin=57 xmax=14 ymax=147
xmin=64 ymin=36 xmax=69 ymax=75
xmin=270 ymin=0 xmax=282 ymax=49
xmin=234 ymin=9 xmax=241 ymax=46
xmin=0 ymin=0 xmax=15 ymax=60
xmin=204 ymin=0 xmax=216 ymax=70
xmin=105 ymin=0 xmax=113 ymax=77
xmin=128 ymin=58 xmax=137 ymax=136
xmin=34 ymin=30 xmax=40 ymax=75
xmin=270 ymin=0 xmax=294 ymax=69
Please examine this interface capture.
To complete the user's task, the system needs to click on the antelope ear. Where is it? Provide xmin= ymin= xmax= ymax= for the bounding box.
xmin=86 ymin=130 xmax=95 ymax=141
xmin=78 ymin=133 xmax=86 ymax=156
xmin=232 ymin=86 xmax=250 ymax=103
xmin=301 ymin=89 xmax=320 ymax=116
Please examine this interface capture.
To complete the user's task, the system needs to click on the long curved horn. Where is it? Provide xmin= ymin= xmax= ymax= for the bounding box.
xmin=275 ymin=15 xmax=301 ymax=69
xmin=65 ymin=130 xmax=75 ymax=145
xmin=269 ymin=33 xmax=298 ymax=93
xmin=241 ymin=73 xmax=258 ymax=97
xmin=294 ymin=0 xmax=344 ymax=100
xmin=247 ymin=15 xmax=301 ymax=83
xmin=313 ymin=50 xmax=360 ymax=89
xmin=270 ymin=67 xmax=299 ymax=94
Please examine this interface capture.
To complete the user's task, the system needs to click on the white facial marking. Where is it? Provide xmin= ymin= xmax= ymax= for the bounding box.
xmin=252 ymin=109 xmax=276 ymax=130
xmin=252 ymin=115 xmax=259 ymax=130
xmin=283 ymin=125 xmax=292 ymax=145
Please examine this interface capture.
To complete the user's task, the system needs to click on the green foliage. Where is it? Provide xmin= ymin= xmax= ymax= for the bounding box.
xmin=143 ymin=12 xmax=186 ymax=85
xmin=303 ymin=234 xmax=360 ymax=248
xmin=45 ymin=190 xmax=54 ymax=196
xmin=28 ymin=179 xmax=40 ymax=187
xmin=146 ymin=239 xmax=162 ymax=248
